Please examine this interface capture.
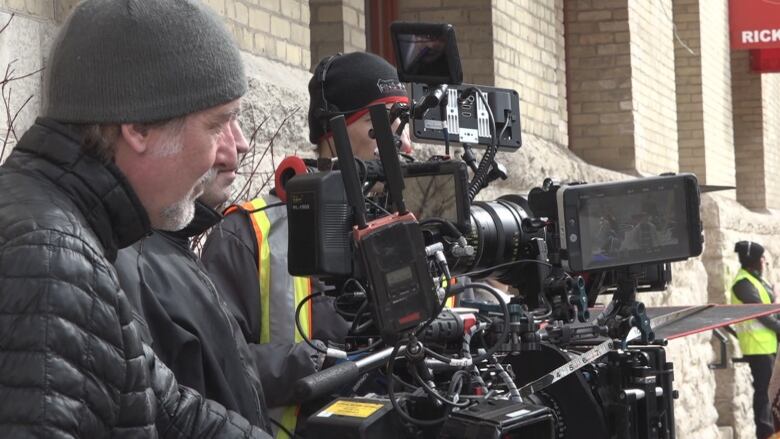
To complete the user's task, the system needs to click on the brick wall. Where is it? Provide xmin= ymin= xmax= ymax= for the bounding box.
xmin=565 ymin=0 xmax=635 ymax=172
xmin=732 ymin=51 xmax=767 ymax=210
xmin=5 ymin=0 xmax=313 ymax=71
xmin=627 ymin=0 xmax=678 ymax=175
xmin=398 ymin=0 xmax=494 ymax=86
xmin=762 ymin=73 xmax=780 ymax=209
xmin=493 ymin=0 xmax=567 ymax=147
xmin=310 ymin=0 xmax=365 ymax=69
xmin=204 ymin=0 xmax=310 ymax=71
xmin=673 ymin=0 xmax=704 ymax=179
xmin=674 ymin=0 xmax=735 ymax=190
xmin=566 ymin=0 xmax=678 ymax=175
xmin=698 ymin=0 xmax=735 ymax=189
xmin=398 ymin=0 xmax=567 ymax=147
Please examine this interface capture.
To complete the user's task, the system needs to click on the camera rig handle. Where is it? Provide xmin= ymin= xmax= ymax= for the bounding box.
xmin=369 ymin=103 xmax=408 ymax=214
xmin=294 ymin=345 xmax=405 ymax=403
xmin=330 ymin=114 xmax=368 ymax=229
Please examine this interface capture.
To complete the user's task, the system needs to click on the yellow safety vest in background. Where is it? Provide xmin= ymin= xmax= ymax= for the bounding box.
xmin=730 ymin=268 xmax=778 ymax=356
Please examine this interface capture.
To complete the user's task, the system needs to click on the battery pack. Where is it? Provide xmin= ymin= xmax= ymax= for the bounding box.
xmin=305 ymin=398 xmax=404 ymax=439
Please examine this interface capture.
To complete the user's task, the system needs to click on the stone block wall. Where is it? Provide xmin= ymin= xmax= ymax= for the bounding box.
xmin=0 ymin=0 xmax=76 ymax=21
xmin=715 ymin=363 xmax=756 ymax=439
xmin=0 ymin=11 xmax=52 ymax=161
xmin=701 ymin=192 xmax=780 ymax=435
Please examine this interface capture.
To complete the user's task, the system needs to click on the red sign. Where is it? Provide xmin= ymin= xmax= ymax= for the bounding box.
xmin=730 ymin=0 xmax=780 ymax=50
xmin=751 ymin=48 xmax=780 ymax=72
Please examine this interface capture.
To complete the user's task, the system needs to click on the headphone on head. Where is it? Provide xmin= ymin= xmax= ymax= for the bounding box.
xmin=314 ymin=53 xmax=343 ymax=123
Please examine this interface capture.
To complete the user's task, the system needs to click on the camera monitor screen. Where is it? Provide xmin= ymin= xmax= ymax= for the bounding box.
xmin=401 ymin=160 xmax=470 ymax=232
xmin=558 ymin=174 xmax=702 ymax=272
xmin=391 ymin=22 xmax=463 ymax=85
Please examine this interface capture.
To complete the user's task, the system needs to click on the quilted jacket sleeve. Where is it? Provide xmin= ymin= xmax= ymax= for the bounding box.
xmin=0 ymin=227 xmax=271 ymax=439
xmin=0 ymin=229 xmax=123 ymax=438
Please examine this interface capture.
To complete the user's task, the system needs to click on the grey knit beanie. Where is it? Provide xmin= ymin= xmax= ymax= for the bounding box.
xmin=43 ymin=0 xmax=247 ymax=124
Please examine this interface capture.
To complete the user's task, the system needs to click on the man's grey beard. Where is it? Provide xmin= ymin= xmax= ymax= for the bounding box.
xmin=157 ymin=167 xmax=217 ymax=231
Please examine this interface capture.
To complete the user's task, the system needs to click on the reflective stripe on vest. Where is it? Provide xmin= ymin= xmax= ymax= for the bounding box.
xmin=231 ymin=196 xmax=312 ymax=439
xmin=730 ymin=268 xmax=777 ymax=355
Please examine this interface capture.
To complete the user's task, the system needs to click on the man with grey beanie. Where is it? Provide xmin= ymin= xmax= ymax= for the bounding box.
xmin=0 ymin=0 xmax=271 ymax=437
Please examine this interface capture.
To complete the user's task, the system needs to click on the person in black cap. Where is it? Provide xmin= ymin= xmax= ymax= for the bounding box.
xmin=308 ymin=51 xmax=412 ymax=159
xmin=200 ymin=51 xmax=413 ymax=437
xmin=731 ymin=240 xmax=779 ymax=439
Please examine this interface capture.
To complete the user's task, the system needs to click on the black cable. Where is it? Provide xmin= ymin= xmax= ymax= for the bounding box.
xmin=464 ymin=87 xmax=498 ymax=202
xmin=269 ymin=417 xmax=302 ymax=439
xmin=365 ymin=197 xmax=392 ymax=216
xmin=386 ymin=341 xmax=450 ymax=427
xmin=227 ymin=201 xmax=285 ymax=215
xmin=389 ymin=370 xmax=418 ymax=392
xmin=349 ymin=300 xmax=370 ymax=334
xmin=410 ymin=364 xmax=470 ymax=408
xmin=333 ymin=296 xmax=359 ymax=318
xmin=296 ymin=291 xmax=384 ymax=356
xmin=345 ymin=338 xmax=384 ymax=356
xmin=294 ymin=292 xmax=329 ymax=355
xmin=413 ymin=271 xmax=454 ymax=339
xmin=461 ymin=258 xmax=553 ymax=279
xmin=352 ymin=318 xmax=375 ymax=334
xmin=419 ymin=217 xmax=463 ymax=239
xmin=422 ymin=282 xmax=510 ymax=365
xmin=532 ymin=294 xmax=553 ymax=320
xmin=333 ymin=279 xmax=368 ymax=318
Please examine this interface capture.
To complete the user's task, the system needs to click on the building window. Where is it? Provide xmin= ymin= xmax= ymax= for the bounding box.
xmin=366 ymin=0 xmax=399 ymax=65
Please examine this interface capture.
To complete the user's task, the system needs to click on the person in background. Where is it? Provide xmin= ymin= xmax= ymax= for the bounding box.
xmin=731 ymin=241 xmax=779 ymax=439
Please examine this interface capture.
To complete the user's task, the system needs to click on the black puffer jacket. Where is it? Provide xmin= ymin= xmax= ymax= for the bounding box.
xmin=115 ymin=202 xmax=271 ymax=430
xmin=0 ymin=118 xmax=270 ymax=438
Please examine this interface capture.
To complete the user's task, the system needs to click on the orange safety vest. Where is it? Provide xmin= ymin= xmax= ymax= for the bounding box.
xmin=225 ymin=195 xmax=312 ymax=439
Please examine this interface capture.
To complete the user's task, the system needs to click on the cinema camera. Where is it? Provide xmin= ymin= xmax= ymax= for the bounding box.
xmin=281 ymin=22 xmax=703 ymax=439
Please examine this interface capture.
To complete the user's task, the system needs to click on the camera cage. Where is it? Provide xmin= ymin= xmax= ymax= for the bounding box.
xmin=410 ymin=83 xmax=523 ymax=151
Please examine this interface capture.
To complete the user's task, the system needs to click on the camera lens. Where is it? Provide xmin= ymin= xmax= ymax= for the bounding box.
xmin=458 ymin=195 xmax=542 ymax=283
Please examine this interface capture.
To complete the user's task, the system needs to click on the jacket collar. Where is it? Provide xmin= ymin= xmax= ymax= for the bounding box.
xmin=164 ymin=200 xmax=222 ymax=243
xmin=14 ymin=118 xmax=151 ymax=260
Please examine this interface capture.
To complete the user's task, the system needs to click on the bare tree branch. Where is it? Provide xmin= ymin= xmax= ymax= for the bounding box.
xmin=0 ymin=14 xmax=44 ymax=164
